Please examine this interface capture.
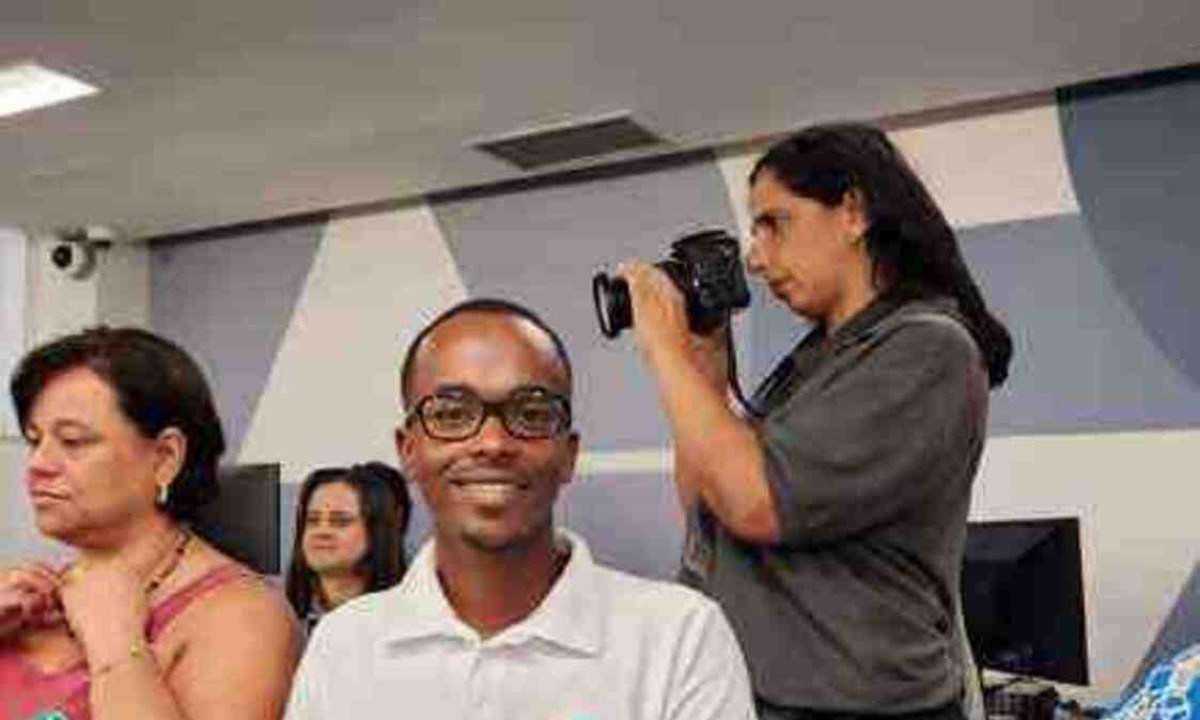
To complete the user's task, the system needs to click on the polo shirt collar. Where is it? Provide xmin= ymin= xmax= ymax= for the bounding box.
xmin=378 ymin=530 xmax=604 ymax=657
xmin=824 ymin=290 xmax=907 ymax=350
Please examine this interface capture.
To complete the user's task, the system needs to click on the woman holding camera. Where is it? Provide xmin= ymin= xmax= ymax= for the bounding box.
xmin=620 ymin=123 xmax=1011 ymax=720
xmin=0 ymin=327 xmax=298 ymax=720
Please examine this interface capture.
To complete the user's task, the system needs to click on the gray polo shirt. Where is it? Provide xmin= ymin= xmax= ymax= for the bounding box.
xmin=681 ymin=294 xmax=990 ymax=713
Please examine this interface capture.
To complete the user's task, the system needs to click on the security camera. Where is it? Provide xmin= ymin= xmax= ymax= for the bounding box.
xmin=50 ymin=226 xmax=114 ymax=280
xmin=50 ymin=240 xmax=96 ymax=279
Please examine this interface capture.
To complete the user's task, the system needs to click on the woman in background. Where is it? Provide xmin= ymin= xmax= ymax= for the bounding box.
xmin=284 ymin=463 xmax=410 ymax=637
xmin=0 ymin=326 xmax=298 ymax=720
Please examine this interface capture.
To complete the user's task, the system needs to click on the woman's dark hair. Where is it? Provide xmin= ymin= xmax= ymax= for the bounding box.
xmin=10 ymin=326 xmax=226 ymax=519
xmin=284 ymin=462 xmax=411 ymax=618
xmin=750 ymin=122 xmax=1013 ymax=387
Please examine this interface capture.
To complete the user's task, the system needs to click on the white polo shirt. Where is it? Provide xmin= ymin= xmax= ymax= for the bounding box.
xmin=285 ymin=531 xmax=755 ymax=720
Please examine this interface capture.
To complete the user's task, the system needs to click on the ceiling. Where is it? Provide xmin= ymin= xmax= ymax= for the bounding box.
xmin=3 ymin=0 xmax=1198 ymax=241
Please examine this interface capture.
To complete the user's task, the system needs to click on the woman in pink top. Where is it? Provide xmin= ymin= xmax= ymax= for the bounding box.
xmin=0 ymin=327 xmax=299 ymax=720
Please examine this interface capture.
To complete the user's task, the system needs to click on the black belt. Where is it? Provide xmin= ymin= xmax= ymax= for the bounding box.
xmin=756 ymin=699 xmax=965 ymax=720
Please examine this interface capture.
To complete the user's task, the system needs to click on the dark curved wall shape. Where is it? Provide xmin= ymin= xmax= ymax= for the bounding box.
xmin=1058 ymin=66 xmax=1200 ymax=399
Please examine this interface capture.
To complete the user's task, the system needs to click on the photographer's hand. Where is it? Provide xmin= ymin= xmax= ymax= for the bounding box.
xmin=618 ymin=262 xmax=691 ymax=369
xmin=619 ymin=263 xmax=778 ymax=543
xmin=618 ymin=262 xmax=732 ymax=393
xmin=687 ymin=325 xmax=733 ymax=394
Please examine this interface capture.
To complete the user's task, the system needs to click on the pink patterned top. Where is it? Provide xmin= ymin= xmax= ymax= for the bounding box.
xmin=0 ymin=564 xmax=251 ymax=720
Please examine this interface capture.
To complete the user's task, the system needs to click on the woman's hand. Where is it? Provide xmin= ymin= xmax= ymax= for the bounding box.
xmin=0 ymin=563 xmax=62 ymax=639
xmin=618 ymin=261 xmax=732 ymax=391
xmin=617 ymin=263 xmax=771 ymax=538
xmin=685 ymin=323 xmax=733 ymax=393
xmin=58 ymin=559 xmax=149 ymax=666
xmin=618 ymin=262 xmax=693 ymax=367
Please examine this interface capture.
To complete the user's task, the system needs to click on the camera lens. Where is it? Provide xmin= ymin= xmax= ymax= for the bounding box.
xmin=592 ymin=272 xmax=632 ymax=339
xmin=51 ymin=244 xmax=74 ymax=270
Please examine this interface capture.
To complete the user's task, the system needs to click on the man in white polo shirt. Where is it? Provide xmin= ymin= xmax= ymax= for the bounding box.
xmin=284 ymin=298 xmax=754 ymax=720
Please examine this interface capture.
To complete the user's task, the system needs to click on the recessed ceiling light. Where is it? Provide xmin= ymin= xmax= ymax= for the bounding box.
xmin=0 ymin=62 xmax=99 ymax=119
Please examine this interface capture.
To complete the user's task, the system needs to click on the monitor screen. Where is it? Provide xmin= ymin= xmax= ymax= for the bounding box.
xmin=191 ymin=463 xmax=281 ymax=575
xmin=961 ymin=517 xmax=1089 ymax=685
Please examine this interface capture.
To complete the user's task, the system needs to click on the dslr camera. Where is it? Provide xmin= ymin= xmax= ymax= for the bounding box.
xmin=592 ymin=229 xmax=751 ymax=339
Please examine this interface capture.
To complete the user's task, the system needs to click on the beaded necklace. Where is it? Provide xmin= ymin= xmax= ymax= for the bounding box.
xmin=144 ymin=528 xmax=192 ymax=595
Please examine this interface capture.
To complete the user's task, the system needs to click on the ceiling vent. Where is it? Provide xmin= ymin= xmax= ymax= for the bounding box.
xmin=473 ymin=113 xmax=665 ymax=171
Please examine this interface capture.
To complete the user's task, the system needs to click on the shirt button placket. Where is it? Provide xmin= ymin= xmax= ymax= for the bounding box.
xmin=467 ymin=645 xmax=487 ymax=720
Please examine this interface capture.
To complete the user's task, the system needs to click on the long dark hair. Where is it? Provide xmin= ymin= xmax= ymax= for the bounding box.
xmin=750 ymin=123 xmax=1013 ymax=387
xmin=284 ymin=462 xmax=411 ymax=617
xmin=10 ymin=326 xmax=226 ymax=520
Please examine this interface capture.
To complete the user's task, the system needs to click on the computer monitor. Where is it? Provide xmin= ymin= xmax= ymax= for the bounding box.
xmin=191 ymin=463 xmax=281 ymax=575
xmin=961 ymin=517 xmax=1089 ymax=685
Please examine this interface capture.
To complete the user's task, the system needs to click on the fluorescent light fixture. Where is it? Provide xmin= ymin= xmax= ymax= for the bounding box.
xmin=0 ymin=62 xmax=99 ymax=119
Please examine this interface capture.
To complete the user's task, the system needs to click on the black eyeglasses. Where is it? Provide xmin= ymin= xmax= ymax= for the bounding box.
xmin=406 ymin=386 xmax=572 ymax=441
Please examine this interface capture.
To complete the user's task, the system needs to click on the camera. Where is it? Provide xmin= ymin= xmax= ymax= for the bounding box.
xmin=50 ymin=240 xmax=97 ymax=279
xmin=49 ymin=226 xmax=115 ymax=280
xmin=592 ymin=229 xmax=751 ymax=339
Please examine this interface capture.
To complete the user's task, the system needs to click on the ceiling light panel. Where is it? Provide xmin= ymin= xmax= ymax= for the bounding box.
xmin=0 ymin=63 xmax=99 ymax=119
